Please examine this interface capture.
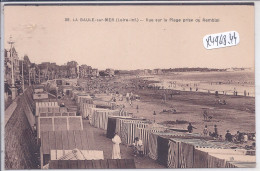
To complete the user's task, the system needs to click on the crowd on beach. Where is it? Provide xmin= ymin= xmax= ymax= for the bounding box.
xmin=187 ymin=123 xmax=255 ymax=149
xmin=75 ymin=76 xmax=256 ymax=152
xmin=45 ymin=76 xmax=255 ymax=168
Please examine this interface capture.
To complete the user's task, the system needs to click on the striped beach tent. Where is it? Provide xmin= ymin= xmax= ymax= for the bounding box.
xmin=178 ymin=142 xmax=194 ymax=168
xmin=136 ymin=127 xmax=150 ymax=155
xmin=120 ymin=119 xmax=150 ymax=145
xmin=107 ymin=116 xmax=132 ymax=138
xmin=157 ymin=136 xmax=169 ymax=167
xmin=120 ymin=121 xmax=130 ymax=145
xmin=167 ymin=139 xmax=179 ymax=168
xmin=148 ymin=132 xmax=158 ymax=160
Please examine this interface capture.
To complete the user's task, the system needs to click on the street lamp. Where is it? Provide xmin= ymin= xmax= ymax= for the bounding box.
xmin=8 ymin=35 xmax=16 ymax=100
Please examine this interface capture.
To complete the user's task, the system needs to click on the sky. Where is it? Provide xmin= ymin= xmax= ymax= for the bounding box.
xmin=4 ymin=5 xmax=254 ymax=70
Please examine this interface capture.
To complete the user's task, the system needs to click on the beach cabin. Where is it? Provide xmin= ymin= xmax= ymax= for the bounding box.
xmin=48 ymin=159 xmax=136 ymax=169
xmin=37 ymin=116 xmax=83 ymax=139
xmin=40 ymin=130 xmax=96 ymax=168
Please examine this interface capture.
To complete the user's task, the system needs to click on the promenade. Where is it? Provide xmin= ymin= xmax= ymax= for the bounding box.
xmin=62 ymin=93 xmax=165 ymax=168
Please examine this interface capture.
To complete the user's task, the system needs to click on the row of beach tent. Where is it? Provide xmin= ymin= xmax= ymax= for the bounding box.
xmin=74 ymin=90 xmax=256 ymax=168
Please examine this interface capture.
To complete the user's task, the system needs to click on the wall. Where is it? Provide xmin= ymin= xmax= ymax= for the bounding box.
xmin=5 ymin=90 xmax=39 ymax=169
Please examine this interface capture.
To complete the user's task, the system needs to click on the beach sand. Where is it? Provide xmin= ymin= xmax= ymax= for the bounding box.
xmin=112 ymin=75 xmax=255 ymax=139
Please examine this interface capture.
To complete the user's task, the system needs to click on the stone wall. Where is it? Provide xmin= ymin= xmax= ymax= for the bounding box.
xmin=5 ymin=89 xmax=39 ymax=169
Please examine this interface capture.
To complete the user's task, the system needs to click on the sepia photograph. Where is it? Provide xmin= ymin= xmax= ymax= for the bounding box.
xmin=2 ymin=2 xmax=256 ymax=169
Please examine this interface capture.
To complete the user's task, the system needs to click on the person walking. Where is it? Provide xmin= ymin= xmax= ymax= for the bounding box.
xmin=112 ymin=133 xmax=121 ymax=159
xmin=203 ymin=110 xmax=208 ymax=121
xmin=203 ymin=125 xmax=208 ymax=136
xmin=214 ymin=125 xmax=219 ymax=138
xmin=187 ymin=123 xmax=196 ymax=133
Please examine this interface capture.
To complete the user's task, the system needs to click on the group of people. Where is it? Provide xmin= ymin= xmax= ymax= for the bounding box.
xmin=126 ymin=92 xmax=135 ymax=106
xmin=188 ymin=123 xmax=220 ymax=139
xmin=189 ymin=123 xmax=251 ymax=144
xmin=111 ymin=133 xmax=144 ymax=159
xmin=225 ymin=130 xmax=249 ymax=143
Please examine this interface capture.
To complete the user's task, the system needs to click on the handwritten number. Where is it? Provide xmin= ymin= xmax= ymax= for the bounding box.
xmin=215 ymin=36 xmax=219 ymax=46
xmin=223 ymin=35 xmax=226 ymax=45
xmin=206 ymin=36 xmax=211 ymax=48
xmin=204 ymin=31 xmax=238 ymax=49
xmin=229 ymin=32 xmax=237 ymax=45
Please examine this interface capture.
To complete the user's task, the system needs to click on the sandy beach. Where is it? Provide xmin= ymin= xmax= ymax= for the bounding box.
xmin=86 ymin=72 xmax=255 ymax=140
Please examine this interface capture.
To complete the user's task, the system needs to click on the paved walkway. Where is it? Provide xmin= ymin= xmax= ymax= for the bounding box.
xmin=62 ymin=94 xmax=165 ymax=168
xmin=82 ymin=120 xmax=165 ymax=169
xmin=5 ymin=98 xmax=18 ymax=126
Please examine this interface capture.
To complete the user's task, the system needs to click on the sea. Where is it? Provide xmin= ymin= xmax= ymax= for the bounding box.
xmin=141 ymin=70 xmax=255 ymax=97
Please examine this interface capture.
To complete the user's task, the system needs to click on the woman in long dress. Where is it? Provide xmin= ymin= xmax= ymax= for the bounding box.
xmin=112 ymin=133 xmax=121 ymax=159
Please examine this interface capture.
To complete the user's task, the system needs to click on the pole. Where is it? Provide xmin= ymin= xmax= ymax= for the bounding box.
xmin=8 ymin=36 xmax=16 ymax=100
xmin=153 ymin=111 xmax=156 ymax=123
xmin=34 ymin=68 xmax=36 ymax=84
xmin=29 ymin=68 xmax=31 ymax=86
xmin=47 ymin=65 xmax=49 ymax=80
xmin=10 ymin=46 xmax=14 ymax=87
xmin=39 ymin=68 xmax=41 ymax=83
xmin=22 ymin=58 xmax=24 ymax=92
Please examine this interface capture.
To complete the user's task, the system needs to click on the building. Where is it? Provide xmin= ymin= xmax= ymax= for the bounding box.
xmin=91 ymin=68 xmax=99 ymax=77
xmin=79 ymin=65 xmax=92 ymax=78
xmin=152 ymin=69 xmax=163 ymax=75
xmin=57 ymin=65 xmax=69 ymax=78
xmin=144 ymin=69 xmax=151 ymax=75
xmin=29 ymin=63 xmax=38 ymax=84
xmin=67 ymin=61 xmax=78 ymax=78
xmin=105 ymin=68 xmax=115 ymax=77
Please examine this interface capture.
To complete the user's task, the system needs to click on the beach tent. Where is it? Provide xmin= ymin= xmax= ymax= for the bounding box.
xmin=148 ymin=132 xmax=159 ymax=160
xmin=37 ymin=116 xmax=83 ymax=139
xmin=92 ymin=108 xmax=130 ymax=130
xmin=39 ymin=112 xmax=76 ymax=117
xmin=93 ymin=100 xmax=116 ymax=109
xmin=76 ymin=94 xmax=92 ymax=104
xmin=94 ymin=93 xmax=113 ymax=101
xmin=107 ymin=116 xmax=132 ymax=139
xmin=119 ymin=118 xmax=151 ymax=145
xmin=35 ymin=102 xmax=59 ymax=116
xmin=93 ymin=110 xmax=118 ymax=130
xmin=40 ymin=130 xmax=97 ymax=168
xmin=225 ymin=161 xmax=256 ymax=168
xmin=157 ymin=136 xmax=170 ymax=167
xmin=133 ymin=123 xmax=168 ymax=156
xmin=89 ymin=108 xmax=110 ymax=125
xmin=50 ymin=148 xmax=104 ymax=160
xmin=34 ymin=88 xmax=44 ymax=93
xmin=33 ymin=92 xmax=49 ymax=100
xmin=49 ymin=159 xmax=136 ymax=169
xmin=80 ymin=103 xmax=96 ymax=119
xmin=167 ymin=139 xmax=179 ymax=168
xmin=195 ymin=148 xmax=256 ymax=168
xmin=150 ymin=135 xmax=194 ymax=168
